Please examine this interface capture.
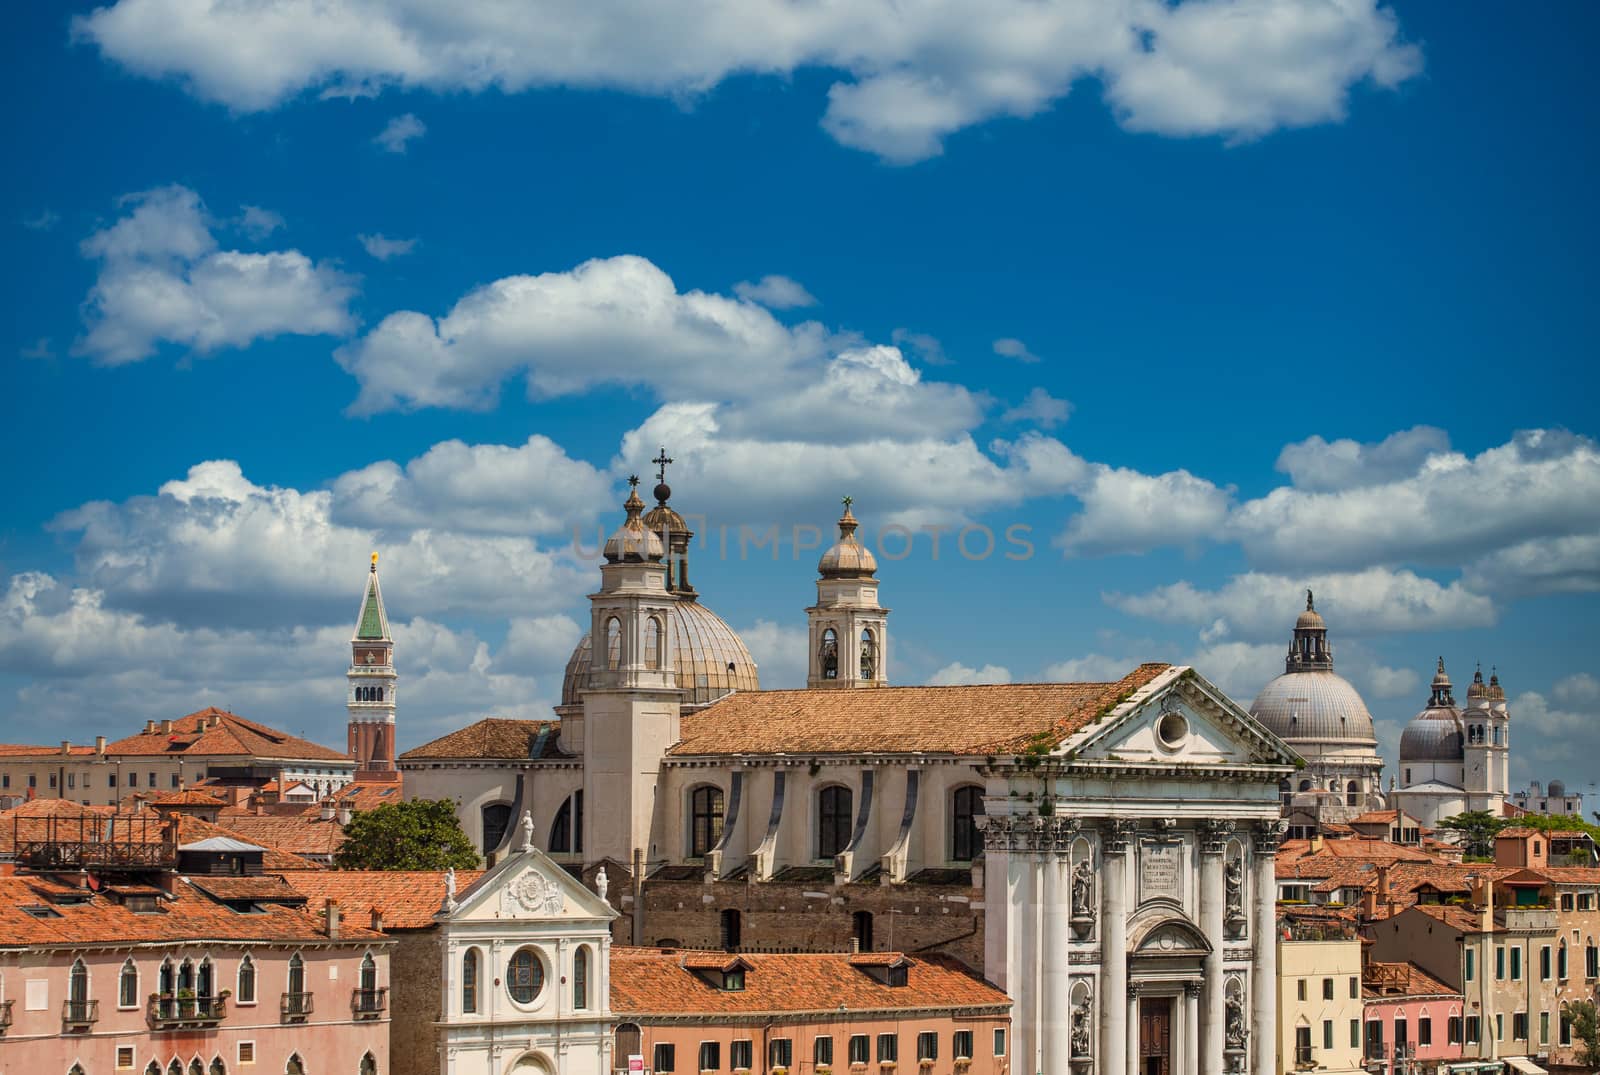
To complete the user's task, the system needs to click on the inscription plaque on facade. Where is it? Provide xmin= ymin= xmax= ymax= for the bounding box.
xmin=1139 ymin=841 xmax=1182 ymax=900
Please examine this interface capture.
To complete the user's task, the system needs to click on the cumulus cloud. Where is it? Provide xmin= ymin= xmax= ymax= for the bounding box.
xmin=891 ymin=328 xmax=952 ymax=367
xmin=733 ymin=274 xmax=817 ymax=309
xmin=1507 ymin=688 xmax=1600 ymax=789
xmin=992 ymin=338 xmax=1041 ymax=364
xmin=75 ymin=185 xmax=356 ymax=365
xmin=736 ymin=619 xmax=809 ymax=690
xmin=1364 ymin=664 xmax=1420 ymax=700
xmin=238 ymin=205 xmax=285 ymax=239
xmin=76 ymin=0 xmax=1421 ymax=162
xmin=1275 ymin=425 xmax=1450 ymax=491
xmin=1055 ymin=463 xmax=1233 ymax=557
xmin=1107 ymin=568 xmax=1496 ymax=640
xmin=374 ymin=112 xmax=426 ymax=153
xmin=1002 ymin=387 xmax=1071 ymax=429
xmin=928 ymin=661 xmax=1012 ymax=686
xmin=358 ymin=233 xmax=418 ymax=260
xmin=1042 ymin=653 xmax=1134 ymax=683
xmin=1462 ymin=534 xmax=1600 ymax=598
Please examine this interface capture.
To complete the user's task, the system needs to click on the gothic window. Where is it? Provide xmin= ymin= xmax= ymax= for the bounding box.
xmin=1298 ymin=779 xmax=1312 ymax=793
xmin=147 ymin=1063 xmax=162 ymax=1075
xmin=191 ymin=1059 xmax=205 ymax=1075
xmin=818 ymin=785 xmax=853 ymax=859
xmin=860 ymin=628 xmax=876 ymax=680
xmin=286 ymin=1056 xmax=305 ymax=1075
xmin=198 ymin=956 xmax=214 ymax=998
xmin=360 ymin=953 xmax=377 ymax=993
xmin=160 ymin=957 xmax=175 ymax=996
xmin=951 ymin=785 xmax=984 ymax=862
xmin=1346 ymin=781 xmax=1359 ymax=807
xmin=820 ymin=628 xmax=839 ymax=680
xmin=462 ymin=948 xmax=479 ymax=1013
xmin=287 ymin=952 xmax=305 ymax=999
xmin=168 ymin=1062 xmax=183 ymax=1075
xmin=69 ymin=957 xmax=88 ymax=1006
xmin=360 ymin=1054 xmax=377 ymax=1075
xmin=119 ymin=958 xmax=139 ymax=1008
xmin=482 ymin=802 xmax=513 ymax=854
xmin=606 ymin=617 xmax=623 ymax=671
xmin=549 ymin=793 xmax=583 ymax=854
xmin=573 ymin=946 xmax=590 ymax=1009
xmin=238 ymin=955 xmax=256 ymax=1004
xmin=690 ymin=785 xmax=725 ymax=858
xmin=644 ymin=616 xmax=663 ymax=670
xmin=211 ymin=1056 xmax=226 ymax=1075
xmin=720 ymin=909 xmax=741 ymax=950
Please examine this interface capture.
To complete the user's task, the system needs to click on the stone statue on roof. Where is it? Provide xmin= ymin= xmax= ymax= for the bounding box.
xmin=520 ymin=810 xmax=535 ymax=853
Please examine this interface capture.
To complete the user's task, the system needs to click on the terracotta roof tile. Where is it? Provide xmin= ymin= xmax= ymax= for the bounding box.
xmin=146 ymin=790 xmax=227 ymax=806
xmin=1541 ymin=866 xmax=1600 ymax=884
xmin=0 ymin=744 xmax=97 ymax=757
xmin=400 ymin=718 xmax=566 ymax=761
xmin=187 ymin=875 xmax=307 ymax=902
xmin=669 ymin=665 xmax=1170 ymax=756
xmin=610 ymin=949 xmax=1009 ymax=1018
xmin=215 ymin=814 xmax=347 ymax=858
xmin=103 ymin=707 xmax=351 ymax=762
xmin=281 ymin=870 xmax=485 ymax=929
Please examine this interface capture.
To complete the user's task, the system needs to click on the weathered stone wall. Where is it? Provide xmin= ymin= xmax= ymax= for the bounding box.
xmin=389 ymin=927 xmax=445 ymax=1075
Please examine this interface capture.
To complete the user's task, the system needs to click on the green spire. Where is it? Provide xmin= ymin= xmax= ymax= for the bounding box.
xmin=356 ymin=557 xmax=390 ymax=640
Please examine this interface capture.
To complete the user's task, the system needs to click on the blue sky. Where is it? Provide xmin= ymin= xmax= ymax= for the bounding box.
xmin=2 ymin=2 xmax=1597 ymax=794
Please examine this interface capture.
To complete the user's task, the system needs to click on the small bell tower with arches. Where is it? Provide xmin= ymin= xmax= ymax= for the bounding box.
xmin=807 ymin=497 xmax=889 ymax=689
xmin=347 ymin=553 xmax=399 ymax=780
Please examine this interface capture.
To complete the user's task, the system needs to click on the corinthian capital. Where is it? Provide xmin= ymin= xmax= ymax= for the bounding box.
xmin=1199 ymin=818 xmax=1234 ymax=855
xmin=1102 ymin=818 xmax=1138 ymax=854
xmin=1252 ymin=818 xmax=1289 ymax=854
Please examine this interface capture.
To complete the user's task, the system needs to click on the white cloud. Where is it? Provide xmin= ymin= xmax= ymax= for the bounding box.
xmin=1462 ymin=534 xmax=1600 ymax=598
xmin=1107 ymin=567 xmax=1496 ymax=640
xmin=358 ymin=233 xmax=418 ymax=260
xmin=992 ymin=337 xmax=1041 ymax=364
xmin=75 ymin=185 xmax=356 ymax=365
xmin=1275 ymin=425 xmax=1450 ymax=491
xmin=736 ymin=619 xmax=809 ymax=690
xmin=1506 ymin=688 xmax=1600 ymax=789
xmin=733 ymin=274 xmax=817 ymax=309
xmin=1042 ymin=653 xmax=1133 ymax=683
xmin=76 ymin=0 xmax=1421 ymax=162
xmin=238 ymin=205 xmax=285 ymax=239
xmin=1554 ymin=674 xmax=1600 ymax=709
xmin=1180 ymin=640 xmax=1283 ymax=703
xmin=497 ymin=614 xmax=585 ymax=675
xmin=374 ymin=112 xmax=426 ymax=153
xmin=1364 ymin=664 xmax=1419 ymax=700
xmin=891 ymin=329 xmax=951 ymax=366
xmin=1002 ymin=387 xmax=1071 ymax=429
xmin=928 ymin=661 xmax=1012 ymax=686
xmin=1056 ymin=463 xmax=1233 ymax=557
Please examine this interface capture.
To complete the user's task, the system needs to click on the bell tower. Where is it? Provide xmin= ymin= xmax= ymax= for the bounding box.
xmin=807 ymin=498 xmax=889 ymax=689
xmin=347 ymin=554 xmax=398 ymax=781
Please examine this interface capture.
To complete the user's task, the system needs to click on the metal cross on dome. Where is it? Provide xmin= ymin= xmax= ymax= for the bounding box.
xmin=653 ymin=447 xmax=673 ymax=484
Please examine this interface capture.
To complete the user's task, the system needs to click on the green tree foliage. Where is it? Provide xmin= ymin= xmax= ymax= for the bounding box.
xmin=1436 ymin=810 xmax=1505 ymax=859
xmin=1569 ymin=1000 xmax=1600 ymax=1068
xmin=334 ymin=798 xmax=480 ymax=871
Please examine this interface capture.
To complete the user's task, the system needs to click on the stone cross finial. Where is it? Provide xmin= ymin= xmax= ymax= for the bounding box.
xmin=519 ymin=810 xmax=535 ymax=852
xmin=653 ymin=447 xmax=673 ymax=484
xmin=627 ymin=474 xmax=640 ymax=489
xmin=841 ymin=495 xmax=853 ymax=509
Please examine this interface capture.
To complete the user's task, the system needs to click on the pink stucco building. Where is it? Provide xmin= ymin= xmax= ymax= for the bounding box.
xmin=1361 ymin=961 xmax=1465 ymax=1075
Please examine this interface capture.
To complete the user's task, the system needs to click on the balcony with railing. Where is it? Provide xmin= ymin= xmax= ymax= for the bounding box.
xmin=1364 ymin=1038 xmax=1386 ymax=1062
xmin=0 ymin=998 xmax=12 ymax=1034
xmin=148 ymin=993 xmax=227 ymax=1029
xmin=62 ymin=998 xmax=98 ymax=1030
xmin=1293 ymin=1042 xmax=1314 ymax=1068
xmin=352 ymin=987 xmax=387 ymax=1020
xmin=1499 ymin=907 xmax=1558 ymax=931
xmin=281 ymin=991 xmax=314 ymax=1022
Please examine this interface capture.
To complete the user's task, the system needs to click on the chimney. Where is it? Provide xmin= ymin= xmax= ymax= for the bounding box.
xmin=1362 ymin=884 xmax=1377 ymax=920
xmin=370 ymin=906 xmax=384 ymax=932
xmin=158 ymin=871 xmax=181 ymax=897
xmin=161 ymin=719 xmax=174 ymax=734
xmin=851 ymin=936 xmax=861 ymax=954
xmin=326 ymin=898 xmax=342 ymax=939
xmin=60 ymin=740 xmax=71 ymax=756
xmin=95 ymin=736 xmax=106 ymax=756
xmin=337 ymin=804 xmax=353 ymax=826
xmin=145 ymin=719 xmax=157 ymax=734
xmin=1310 ymin=833 xmax=1324 ymax=854
xmin=320 ymin=800 xmax=336 ymax=822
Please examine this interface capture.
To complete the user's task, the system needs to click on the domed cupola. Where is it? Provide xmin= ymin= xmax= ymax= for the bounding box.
xmin=1427 ymin=657 xmax=1456 ymax=709
xmin=807 ymin=497 xmax=888 ymax=689
xmin=1466 ymin=664 xmax=1489 ymax=708
xmin=1399 ymin=657 xmax=1466 ymax=766
xmin=1285 ymin=590 xmax=1333 ymax=673
xmin=818 ymin=500 xmax=878 ymax=579
xmin=602 ymin=480 xmax=664 ymax=564
xmin=640 ymin=446 xmax=698 ymax=597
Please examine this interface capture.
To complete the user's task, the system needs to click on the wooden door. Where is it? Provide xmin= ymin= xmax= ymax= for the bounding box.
xmin=1139 ymin=997 xmax=1173 ymax=1075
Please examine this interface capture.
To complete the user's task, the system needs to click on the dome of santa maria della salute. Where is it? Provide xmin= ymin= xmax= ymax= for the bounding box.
xmin=561 ymin=600 xmax=759 ymax=709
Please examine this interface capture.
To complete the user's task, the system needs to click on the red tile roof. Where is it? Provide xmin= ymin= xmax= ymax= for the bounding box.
xmin=104 ymin=707 xmax=351 ymax=762
xmin=146 ymin=790 xmax=227 ymax=806
xmin=610 ymin=949 xmax=1009 ymax=1018
xmin=0 ymin=744 xmax=97 ymax=757
xmin=215 ymin=814 xmax=347 ymax=858
xmin=670 ymin=665 xmax=1171 ymax=756
xmin=399 ymin=718 xmax=565 ymax=761
xmin=281 ymin=870 xmax=485 ymax=930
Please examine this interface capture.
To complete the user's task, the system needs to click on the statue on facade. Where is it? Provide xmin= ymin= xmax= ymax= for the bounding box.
xmin=1225 ymin=857 xmax=1244 ymax=920
xmin=1071 ymin=859 xmax=1095 ymax=917
xmin=1071 ymin=998 xmax=1093 ymax=1057
xmin=519 ymin=810 xmax=535 ymax=852
xmin=595 ymin=866 xmax=610 ymax=902
xmin=1225 ymin=997 xmax=1249 ymax=1051
xmin=445 ymin=867 xmax=457 ymax=902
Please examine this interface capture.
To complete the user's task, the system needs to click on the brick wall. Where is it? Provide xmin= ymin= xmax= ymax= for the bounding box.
xmin=389 ymin=928 xmax=445 ymax=1075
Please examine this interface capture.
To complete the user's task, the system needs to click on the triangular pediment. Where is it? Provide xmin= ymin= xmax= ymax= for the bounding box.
xmin=443 ymin=844 xmax=617 ymax=925
xmin=1062 ymin=667 xmax=1300 ymax=770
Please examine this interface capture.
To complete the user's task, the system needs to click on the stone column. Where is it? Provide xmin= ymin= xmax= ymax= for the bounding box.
xmin=1041 ymin=818 xmax=1071 ymax=1075
xmin=1185 ymin=982 xmax=1201 ymax=1075
xmin=1126 ymin=984 xmax=1140 ymax=1075
xmin=1016 ymin=818 xmax=1041 ymax=1074
xmin=1101 ymin=819 xmax=1135 ymax=1075
xmin=1198 ymin=820 xmax=1231 ymax=1075
xmin=1251 ymin=820 xmax=1286 ymax=1075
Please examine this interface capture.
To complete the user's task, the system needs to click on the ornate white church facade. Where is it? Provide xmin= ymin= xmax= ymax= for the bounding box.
xmin=394 ymin=459 xmax=1300 ymax=1075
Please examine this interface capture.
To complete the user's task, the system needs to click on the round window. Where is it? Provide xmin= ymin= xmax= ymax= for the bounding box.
xmin=506 ymin=948 xmax=544 ymax=1004
xmin=1156 ymin=712 xmax=1188 ymax=748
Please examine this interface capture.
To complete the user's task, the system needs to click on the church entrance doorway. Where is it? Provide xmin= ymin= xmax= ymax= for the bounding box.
xmin=1138 ymin=996 xmax=1173 ymax=1075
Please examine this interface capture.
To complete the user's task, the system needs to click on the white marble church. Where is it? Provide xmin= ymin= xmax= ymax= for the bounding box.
xmin=395 ymin=458 xmax=1302 ymax=1075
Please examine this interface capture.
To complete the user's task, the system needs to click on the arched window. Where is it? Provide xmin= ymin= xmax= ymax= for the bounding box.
xmin=69 ymin=1066 xmax=86 ymax=1075
xmin=506 ymin=948 xmax=544 ymax=1004
xmin=197 ymin=956 xmax=214 ymax=999
xmin=819 ymin=628 xmax=838 ymax=680
xmin=190 ymin=1059 xmax=205 ymax=1075
xmin=1559 ymin=941 xmax=1569 ymax=980
xmin=605 ymin=617 xmax=622 ymax=671
xmin=236 ymin=953 xmax=255 ymax=1004
xmin=160 ymin=957 xmax=175 ymax=997
xmin=285 ymin=1055 xmax=305 ymax=1075
xmin=287 ymin=952 xmax=306 ymax=1002
xmin=177 ymin=958 xmax=195 ymax=996
xmin=360 ymin=1054 xmax=377 ymax=1075
xmin=690 ymin=785 xmax=725 ymax=858
xmin=1328 ymin=779 xmax=1338 ymax=793
xmin=482 ymin=802 xmax=513 ymax=853
xmin=146 ymin=1063 xmax=162 ymax=1075
xmin=360 ymin=952 xmax=377 ymax=993
xmin=168 ymin=1061 xmax=183 ymax=1075
xmin=853 ymin=910 xmax=874 ymax=953
xmin=462 ymin=948 xmax=480 ymax=1013
xmin=720 ymin=909 xmax=741 ymax=950
xmin=616 ymin=1024 xmax=642 ymax=1062
xmin=119 ymin=957 xmax=139 ymax=1008
xmin=68 ymin=958 xmax=89 ymax=1017
xmin=818 ymin=785 xmax=853 ymax=859
xmin=860 ymin=628 xmax=876 ymax=680
xmin=644 ymin=617 xmax=663 ymax=670
xmin=1279 ymin=780 xmax=1292 ymax=809
xmin=951 ymin=786 xmax=984 ymax=862
xmin=1298 ymin=779 xmax=1311 ymax=793
xmin=210 ymin=1058 xmax=226 ymax=1075
xmin=550 ymin=794 xmax=581 ymax=854
xmin=573 ymin=946 xmax=590 ymax=1009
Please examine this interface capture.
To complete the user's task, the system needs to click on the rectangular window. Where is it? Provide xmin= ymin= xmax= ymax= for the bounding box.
xmin=1513 ymin=1012 xmax=1527 ymax=1040
xmin=1 ymin=774 xmax=7 ymax=789
xmin=1322 ymin=977 xmax=1334 ymax=1000
xmin=148 ymin=772 xmax=155 ymax=788
xmin=814 ymin=1037 xmax=834 ymax=1067
xmin=129 ymin=771 xmax=137 ymax=787
xmin=1295 ymin=1026 xmax=1312 ymax=1066
xmin=1582 ymin=893 xmax=1596 ymax=911
xmin=918 ymin=1031 xmax=938 ymax=1061
xmin=769 ymin=1038 xmax=792 ymax=1069
xmin=1496 ymin=1013 xmax=1504 ymax=1041
xmin=28 ymin=772 xmax=36 ymax=788
xmin=655 ymin=1044 xmax=676 ymax=1073
xmin=1323 ymin=1020 xmax=1333 ymax=1050
xmin=67 ymin=771 xmax=76 ymax=789
xmin=877 ymin=1034 xmax=898 ymax=1063
xmin=1297 ymin=979 xmax=1307 ymax=1001
xmin=1448 ymin=1017 xmax=1462 ymax=1045
xmin=1365 ymin=1020 xmax=1383 ymax=1060
xmin=1588 ymin=944 xmax=1599 ymax=979
xmin=732 ymin=1040 xmax=754 ymax=1071
xmin=1541 ymin=1010 xmax=1550 ymax=1045
xmin=1496 ymin=946 xmax=1506 ymax=980
xmin=1563 ymin=893 xmax=1575 ymax=910
xmin=117 ymin=1046 xmax=135 ymax=1069
xmin=170 ymin=773 xmax=180 ymax=788
xmin=953 ymin=1030 xmax=973 ymax=1060
xmin=994 ymin=1029 xmax=1006 ymax=1057
xmin=49 ymin=773 xmax=57 ymax=789
xmin=108 ymin=773 xmax=116 ymax=787
xmin=1466 ymin=948 xmax=1475 ymax=981
xmin=1511 ymin=945 xmax=1523 ymax=981
xmin=1466 ymin=1016 xmax=1481 ymax=1044
xmin=1350 ymin=1020 xmax=1361 ymax=1049
xmin=1418 ymin=1017 xmax=1432 ymax=1046
xmin=1563 ymin=1012 xmax=1574 ymax=1046
xmin=239 ymin=1041 xmax=256 ymax=1064
xmin=699 ymin=1041 xmax=721 ymax=1071
xmin=1542 ymin=945 xmax=1552 ymax=980
xmin=850 ymin=1036 xmax=870 ymax=1065
xmin=1349 ymin=976 xmax=1359 ymax=998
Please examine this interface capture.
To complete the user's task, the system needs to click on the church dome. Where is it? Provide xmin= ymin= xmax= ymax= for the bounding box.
xmin=818 ymin=501 xmax=877 ymax=578
xmin=1399 ymin=708 xmax=1465 ymax=763
xmin=561 ymin=600 xmax=760 ymax=708
xmin=1250 ymin=672 xmax=1378 ymax=746
xmin=603 ymin=485 xmax=663 ymax=563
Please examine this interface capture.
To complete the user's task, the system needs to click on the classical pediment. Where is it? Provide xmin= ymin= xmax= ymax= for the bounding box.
xmin=1130 ymin=916 xmax=1212 ymax=958
xmin=443 ymin=844 xmax=617 ymax=925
